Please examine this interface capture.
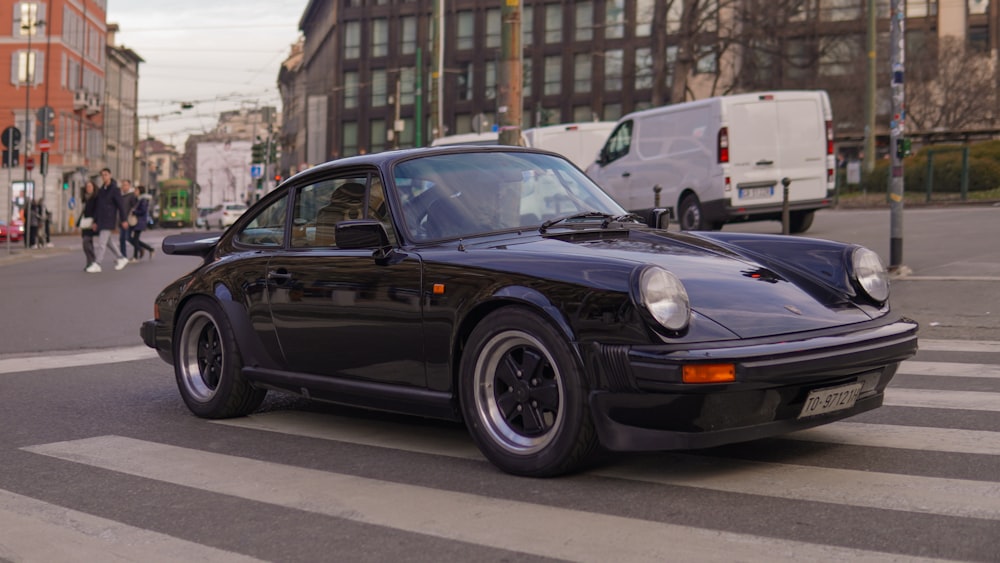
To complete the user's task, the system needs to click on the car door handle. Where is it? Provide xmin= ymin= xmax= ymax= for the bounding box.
xmin=621 ymin=172 xmax=631 ymax=178
xmin=756 ymin=159 xmax=774 ymax=166
xmin=268 ymin=269 xmax=292 ymax=283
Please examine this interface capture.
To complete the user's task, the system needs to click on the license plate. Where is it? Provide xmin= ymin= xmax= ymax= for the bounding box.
xmin=798 ymin=382 xmax=863 ymax=419
xmin=739 ymin=186 xmax=774 ymax=200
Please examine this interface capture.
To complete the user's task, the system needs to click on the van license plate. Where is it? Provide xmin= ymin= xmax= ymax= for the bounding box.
xmin=798 ymin=382 xmax=863 ymax=419
xmin=739 ymin=187 xmax=774 ymax=199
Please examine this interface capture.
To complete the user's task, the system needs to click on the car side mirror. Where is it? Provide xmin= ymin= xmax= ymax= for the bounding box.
xmin=336 ymin=219 xmax=390 ymax=249
xmin=648 ymin=208 xmax=670 ymax=230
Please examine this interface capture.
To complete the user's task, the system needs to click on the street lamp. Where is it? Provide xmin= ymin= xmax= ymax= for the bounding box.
xmin=22 ymin=15 xmax=45 ymax=248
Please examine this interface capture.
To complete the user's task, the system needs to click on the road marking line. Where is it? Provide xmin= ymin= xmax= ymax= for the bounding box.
xmin=787 ymin=422 xmax=1000 ymax=455
xmin=917 ymin=339 xmax=1000 ymax=353
xmin=213 ymin=410 xmax=1000 ymax=521
xmin=0 ymin=346 xmax=157 ymax=375
xmin=0 ymin=488 xmax=262 ymax=563
xmin=885 ymin=389 xmax=1000 ymax=412
xmin=21 ymin=436 xmax=941 ymax=563
xmin=898 ymin=360 xmax=1000 ymax=378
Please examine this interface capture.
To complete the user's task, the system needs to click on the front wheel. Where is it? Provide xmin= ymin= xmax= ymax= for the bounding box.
xmin=174 ymin=296 xmax=266 ymax=418
xmin=789 ymin=210 xmax=815 ymax=234
xmin=459 ymin=308 xmax=598 ymax=477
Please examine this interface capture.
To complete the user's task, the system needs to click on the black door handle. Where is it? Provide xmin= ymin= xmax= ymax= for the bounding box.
xmin=756 ymin=159 xmax=774 ymax=166
xmin=622 ymin=172 xmax=631 ymax=178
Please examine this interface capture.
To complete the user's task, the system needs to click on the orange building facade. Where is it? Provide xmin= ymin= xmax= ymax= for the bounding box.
xmin=1 ymin=0 xmax=108 ymax=233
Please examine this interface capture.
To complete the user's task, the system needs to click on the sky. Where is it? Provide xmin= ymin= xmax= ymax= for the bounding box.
xmin=107 ymin=0 xmax=310 ymax=147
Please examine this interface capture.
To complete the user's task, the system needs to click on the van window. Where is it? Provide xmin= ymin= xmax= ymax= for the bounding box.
xmin=602 ymin=120 xmax=633 ymax=164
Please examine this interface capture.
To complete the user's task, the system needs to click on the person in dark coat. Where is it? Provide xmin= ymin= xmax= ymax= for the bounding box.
xmin=86 ymin=168 xmax=130 ymax=273
xmin=119 ymin=179 xmax=137 ymax=256
xmin=128 ymin=185 xmax=155 ymax=261
xmin=79 ymin=181 xmax=98 ymax=269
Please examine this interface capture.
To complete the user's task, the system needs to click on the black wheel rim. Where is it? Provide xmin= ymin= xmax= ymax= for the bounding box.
xmin=179 ymin=310 xmax=224 ymax=402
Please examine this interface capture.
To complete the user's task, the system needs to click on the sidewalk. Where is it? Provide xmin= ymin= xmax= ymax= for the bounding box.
xmin=0 ymin=236 xmax=77 ymax=266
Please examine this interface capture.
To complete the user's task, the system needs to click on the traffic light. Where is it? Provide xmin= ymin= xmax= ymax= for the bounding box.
xmin=2 ymin=149 xmax=18 ymax=168
xmin=251 ymin=142 xmax=265 ymax=164
xmin=268 ymin=142 xmax=278 ymax=163
xmin=274 ymin=174 xmax=282 ymax=183
xmin=895 ymin=138 xmax=912 ymax=159
xmin=36 ymin=106 xmax=55 ymax=142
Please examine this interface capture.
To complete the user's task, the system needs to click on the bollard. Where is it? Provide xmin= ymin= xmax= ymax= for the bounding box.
xmin=653 ymin=184 xmax=662 ymax=208
xmin=781 ymin=177 xmax=791 ymax=235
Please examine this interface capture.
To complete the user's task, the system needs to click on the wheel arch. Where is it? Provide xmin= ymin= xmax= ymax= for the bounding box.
xmin=172 ymin=285 xmax=271 ymax=369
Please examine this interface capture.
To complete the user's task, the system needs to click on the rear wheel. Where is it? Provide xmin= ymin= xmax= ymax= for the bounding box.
xmin=174 ymin=296 xmax=266 ymax=418
xmin=459 ymin=308 xmax=598 ymax=477
xmin=678 ymin=194 xmax=705 ymax=231
xmin=789 ymin=210 xmax=815 ymax=234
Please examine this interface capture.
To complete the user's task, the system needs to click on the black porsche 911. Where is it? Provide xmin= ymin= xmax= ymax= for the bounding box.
xmin=141 ymin=146 xmax=918 ymax=477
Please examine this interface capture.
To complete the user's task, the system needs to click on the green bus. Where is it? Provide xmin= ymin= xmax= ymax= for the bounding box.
xmin=158 ymin=178 xmax=196 ymax=228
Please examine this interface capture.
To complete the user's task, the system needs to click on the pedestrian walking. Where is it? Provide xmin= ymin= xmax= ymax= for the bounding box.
xmin=79 ymin=181 xmax=98 ymax=269
xmin=28 ymin=199 xmax=42 ymax=248
xmin=119 ymin=179 xmax=137 ymax=257
xmin=39 ymin=198 xmax=53 ymax=247
xmin=86 ymin=168 xmax=130 ymax=273
xmin=129 ymin=185 xmax=155 ymax=261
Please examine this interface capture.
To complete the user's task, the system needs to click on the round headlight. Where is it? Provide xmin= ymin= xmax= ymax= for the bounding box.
xmin=852 ymin=247 xmax=889 ymax=303
xmin=639 ymin=267 xmax=691 ymax=331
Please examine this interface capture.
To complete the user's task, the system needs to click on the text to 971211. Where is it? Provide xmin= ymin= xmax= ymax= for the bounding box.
xmin=798 ymin=382 xmax=863 ymax=419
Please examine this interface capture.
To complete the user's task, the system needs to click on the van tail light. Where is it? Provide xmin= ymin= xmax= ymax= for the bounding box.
xmin=825 ymin=120 xmax=834 ymax=155
xmin=827 ymin=168 xmax=834 ymax=182
xmin=718 ymin=127 xmax=729 ymax=163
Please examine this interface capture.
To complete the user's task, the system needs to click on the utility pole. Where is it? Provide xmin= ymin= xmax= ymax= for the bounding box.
xmin=498 ymin=0 xmax=523 ymax=146
xmin=415 ymin=47 xmax=423 ymax=147
xmin=430 ymin=0 xmax=444 ymax=140
xmin=863 ymin=0 xmax=877 ymax=175
xmin=888 ymin=0 xmax=907 ymax=272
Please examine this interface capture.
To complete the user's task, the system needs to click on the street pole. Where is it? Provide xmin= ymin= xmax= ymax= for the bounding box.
xmin=415 ymin=47 xmax=423 ymax=147
xmin=430 ymin=0 xmax=443 ymax=140
xmin=863 ymin=0 xmax=877 ymax=175
xmin=22 ymin=18 xmax=38 ymax=248
xmin=498 ymin=0 xmax=523 ymax=146
xmin=888 ymin=0 xmax=906 ymax=272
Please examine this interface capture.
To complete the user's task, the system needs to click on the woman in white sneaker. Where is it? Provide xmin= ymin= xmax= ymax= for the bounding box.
xmin=79 ymin=181 xmax=98 ymax=270
xmin=87 ymin=168 xmax=130 ymax=273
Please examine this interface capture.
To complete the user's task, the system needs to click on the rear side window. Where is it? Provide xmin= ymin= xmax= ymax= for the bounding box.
xmin=234 ymin=195 xmax=287 ymax=247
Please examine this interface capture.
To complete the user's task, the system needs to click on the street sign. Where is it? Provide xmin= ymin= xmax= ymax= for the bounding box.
xmin=37 ymin=138 xmax=51 ymax=152
xmin=250 ymin=164 xmax=262 ymax=179
xmin=25 ymin=156 xmax=34 ymax=171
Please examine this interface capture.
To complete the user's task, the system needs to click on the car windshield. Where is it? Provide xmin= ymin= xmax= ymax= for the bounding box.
xmin=392 ymin=151 xmax=626 ymax=242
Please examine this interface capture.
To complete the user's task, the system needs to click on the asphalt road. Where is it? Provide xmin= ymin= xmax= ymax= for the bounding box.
xmin=0 ymin=206 xmax=997 ymax=561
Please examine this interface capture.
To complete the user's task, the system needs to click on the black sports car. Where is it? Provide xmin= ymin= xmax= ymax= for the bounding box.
xmin=141 ymin=146 xmax=918 ymax=477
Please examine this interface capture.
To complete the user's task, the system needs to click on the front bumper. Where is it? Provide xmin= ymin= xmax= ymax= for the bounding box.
xmin=588 ymin=318 xmax=918 ymax=451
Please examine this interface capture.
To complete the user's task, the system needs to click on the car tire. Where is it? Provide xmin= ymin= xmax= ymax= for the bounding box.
xmin=459 ymin=307 xmax=598 ymax=477
xmin=789 ymin=210 xmax=815 ymax=234
xmin=678 ymin=193 xmax=705 ymax=231
xmin=174 ymin=296 xmax=266 ymax=419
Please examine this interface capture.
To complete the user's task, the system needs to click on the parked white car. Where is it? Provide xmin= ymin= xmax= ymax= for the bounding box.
xmin=204 ymin=202 xmax=248 ymax=229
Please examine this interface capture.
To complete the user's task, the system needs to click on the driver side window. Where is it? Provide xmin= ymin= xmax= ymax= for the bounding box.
xmin=602 ymin=120 xmax=633 ymax=165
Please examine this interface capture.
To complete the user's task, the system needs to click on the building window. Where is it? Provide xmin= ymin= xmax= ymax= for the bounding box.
xmin=371 ymin=68 xmax=387 ymax=107
xmin=370 ymin=119 xmax=386 ymax=153
xmin=343 ymin=71 xmax=359 ymax=109
xmin=523 ymin=6 xmax=533 ymax=47
xmin=523 ymin=57 xmax=532 ymax=97
xmin=819 ymin=35 xmax=862 ymax=77
xmin=604 ymin=49 xmax=623 ymax=91
xmin=14 ymin=2 xmax=43 ymax=36
xmin=575 ymin=2 xmax=593 ymax=41
xmin=667 ymin=1 xmax=682 ymax=33
xmin=635 ymin=0 xmax=654 ymax=37
xmin=371 ymin=18 xmax=388 ymax=57
xmin=819 ymin=0 xmax=862 ymax=22
xmin=545 ymin=4 xmax=562 ymax=44
xmin=573 ymin=106 xmax=592 ymax=122
xmin=635 ymin=47 xmax=653 ymax=90
xmin=786 ymin=39 xmax=812 ymax=82
xmin=543 ymin=55 xmax=561 ymax=96
xmin=345 ymin=21 xmax=361 ymax=59
xmin=486 ymin=8 xmax=501 ymax=49
xmin=400 ymin=67 xmax=416 ymax=105
xmin=342 ymin=122 xmax=358 ymax=157
xmin=574 ymin=54 xmax=591 ymax=94
xmin=968 ymin=25 xmax=988 ymax=53
xmin=486 ymin=61 xmax=497 ymax=100
xmin=968 ymin=0 xmax=988 ymax=14
xmin=695 ymin=45 xmax=717 ymax=74
xmin=906 ymin=0 xmax=937 ymax=17
xmin=457 ymin=11 xmax=474 ymax=50
xmin=605 ymin=0 xmax=625 ymax=39
xmin=12 ymin=50 xmax=44 ymax=85
xmin=401 ymin=15 xmax=417 ymax=55
xmin=603 ymin=103 xmax=623 ymax=121
xmin=457 ymin=63 xmax=473 ymax=101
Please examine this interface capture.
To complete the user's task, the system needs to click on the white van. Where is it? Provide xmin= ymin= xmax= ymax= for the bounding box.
xmin=431 ymin=122 xmax=616 ymax=169
xmin=585 ymin=91 xmax=834 ymax=232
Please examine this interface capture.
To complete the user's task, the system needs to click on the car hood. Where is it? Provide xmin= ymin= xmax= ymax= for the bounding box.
xmin=494 ymin=231 xmax=873 ymax=339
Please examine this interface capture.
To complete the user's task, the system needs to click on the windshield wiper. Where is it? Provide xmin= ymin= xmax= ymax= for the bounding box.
xmin=539 ymin=211 xmax=614 ymax=233
xmin=602 ymin=213 xmax=645 ymax=228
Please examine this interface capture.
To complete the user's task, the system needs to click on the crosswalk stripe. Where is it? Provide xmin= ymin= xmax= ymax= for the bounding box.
xmin=213 ymin=410 xmax=1000 ymax=521
xmin=0 ymin=488 xmax=262 ymax=563
xmin=0 ymin=346 xmax=157 ymax=376
xmin=22 ymin=435 xmax=941 ymax=563
xmin=885 ymin=388 xmax=1000 ymax=411
xmin=787 ymin=422 xmax=1000 ymax=455
xmin=917 ymin=339 xmax=1000 ymax=353
xmin=898 ymin=360 xmax=1000 ymax=379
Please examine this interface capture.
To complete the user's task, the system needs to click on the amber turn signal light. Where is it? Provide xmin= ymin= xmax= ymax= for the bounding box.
xmin=682 ymin=364 xmax=736 ymax=383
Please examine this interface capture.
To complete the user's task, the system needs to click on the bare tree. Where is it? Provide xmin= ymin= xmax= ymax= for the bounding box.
xmin=907 ymin=36 xmax=997 ymax=132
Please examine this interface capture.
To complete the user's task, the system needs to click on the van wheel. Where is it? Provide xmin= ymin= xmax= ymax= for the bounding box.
xmin=678 ymin=194 xmax=705 ymax=231
xmin=789 ymin=211 xmax=815 ymax=234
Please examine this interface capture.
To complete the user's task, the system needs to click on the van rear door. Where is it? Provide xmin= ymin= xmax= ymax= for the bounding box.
xmin=775 ymin=96 xmax=828 ymax=202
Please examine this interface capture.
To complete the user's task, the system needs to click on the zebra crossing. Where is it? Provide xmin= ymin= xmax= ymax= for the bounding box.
xmin=3 ymin=338 xmax=999 ymax=561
